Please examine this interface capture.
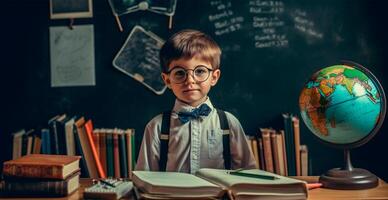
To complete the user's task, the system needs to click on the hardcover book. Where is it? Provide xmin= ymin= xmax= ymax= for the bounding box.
xmin=2 ymin=171 xmax=80 ymax=197
xmin=2 ymin=154 xmax=81 ymax=180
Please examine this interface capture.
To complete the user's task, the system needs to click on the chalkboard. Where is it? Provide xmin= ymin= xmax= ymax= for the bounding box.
xmin=113 ymin=25 xmax=166 ymax=95
xmin=50 ymin=0 xmax=93 ymax=19
xmin=1 ymin=0 xmax=388 ymax=181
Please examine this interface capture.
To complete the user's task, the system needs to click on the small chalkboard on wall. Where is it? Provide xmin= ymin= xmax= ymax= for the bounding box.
xmin=50 ymin=0 xmax=93 ymax=19
xmin=113 ymin=25 xmax=166 ymax=95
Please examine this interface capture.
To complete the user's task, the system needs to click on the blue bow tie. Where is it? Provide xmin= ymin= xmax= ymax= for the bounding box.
xmin=178 ymin=104 xmax=211 ymax=124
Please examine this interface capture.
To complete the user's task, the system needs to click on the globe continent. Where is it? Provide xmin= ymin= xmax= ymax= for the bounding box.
xmin=299 ymin=65 xmax=382 ymax=145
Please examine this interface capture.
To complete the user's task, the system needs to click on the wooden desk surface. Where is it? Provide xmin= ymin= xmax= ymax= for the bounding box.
xmin=1 ymin=177 xmax=388 ymax=200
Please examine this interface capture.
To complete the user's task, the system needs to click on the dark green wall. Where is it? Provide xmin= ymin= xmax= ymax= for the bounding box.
xmin=1 ymin=0 xmax=387 ymax=181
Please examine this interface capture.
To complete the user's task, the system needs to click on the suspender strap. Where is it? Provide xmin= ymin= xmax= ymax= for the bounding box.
xmin=159 ymin=111 xmax=171 ymax=171
xmin=216 ymin=109 xmax=231 ymax=170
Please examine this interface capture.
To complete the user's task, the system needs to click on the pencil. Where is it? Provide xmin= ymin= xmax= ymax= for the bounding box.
xmin=229 ymin=171 xmax=278 ymax=180
xmin=100 ymin=179 xmax=116 ymax=187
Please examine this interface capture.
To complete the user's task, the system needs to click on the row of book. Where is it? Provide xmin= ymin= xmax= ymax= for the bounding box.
xmin=248 ymin=114 xmax=309 ymax=176
xmin=11 ymin=114 xmax=136 ymax=179
xmin=1 ymin=154 xmax=81 ymax=197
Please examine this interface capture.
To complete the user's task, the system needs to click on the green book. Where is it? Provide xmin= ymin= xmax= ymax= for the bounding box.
xmin=106 ymin=132 xmax=114 ymax=177
xmin=131 ymin=129 xmax=136 ymax=169
xmin=119 ymin=132 xmax=128 ymax=178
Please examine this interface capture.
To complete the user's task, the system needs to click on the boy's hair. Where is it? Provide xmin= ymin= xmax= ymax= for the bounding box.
xmin=160 ymin=29 xmax=221 ymax=73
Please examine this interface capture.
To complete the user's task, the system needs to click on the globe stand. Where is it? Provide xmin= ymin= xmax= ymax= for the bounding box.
xmin=319 ymin=149 xmax=378 ymax=189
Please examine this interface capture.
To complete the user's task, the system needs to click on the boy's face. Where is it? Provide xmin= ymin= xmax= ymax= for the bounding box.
xmin=162 ymin=56 xmax=220 ymax=107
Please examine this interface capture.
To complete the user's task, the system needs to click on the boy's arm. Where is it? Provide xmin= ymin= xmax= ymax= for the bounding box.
xmin=135 ymin=115 xmax=162 ymax=171
xmin=225 ymin=112 xmax=257 ymax=170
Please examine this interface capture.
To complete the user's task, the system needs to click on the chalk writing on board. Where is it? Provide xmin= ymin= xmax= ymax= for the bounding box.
xmin=113 ymin=25 xmax=166 ymax=95
xmin=50 ymin=0 xmax=93 ymax=19
xmin=248 ymin=0 xmax=288 ymax=48
xmin=208 ymin=0 xmax=244 ymax=36
xmin=291 ymin=9 xmax=323 ymax=40
xmin=50 ymin=25 xmax=95 ymax=87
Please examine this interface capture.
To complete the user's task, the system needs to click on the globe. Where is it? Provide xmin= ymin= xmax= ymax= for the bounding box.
xmin=299 ymin=63 xmax=386 ymax=147
xmin=299 ymin=61 xmax=386 ymax=189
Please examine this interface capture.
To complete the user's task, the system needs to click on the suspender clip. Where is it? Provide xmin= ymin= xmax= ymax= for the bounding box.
xmin=160 ymin=134 xmax=169 ymax=140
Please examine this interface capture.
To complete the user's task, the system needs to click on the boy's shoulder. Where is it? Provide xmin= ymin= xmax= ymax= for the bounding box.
xmin=221 ymin=110 xmax=240 ymax=123
xmin=145 ymin=113 xmax=164 ymax=128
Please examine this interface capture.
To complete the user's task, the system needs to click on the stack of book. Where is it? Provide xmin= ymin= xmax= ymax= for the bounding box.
xmin=1 ymin=154 xmax=81 ymax=197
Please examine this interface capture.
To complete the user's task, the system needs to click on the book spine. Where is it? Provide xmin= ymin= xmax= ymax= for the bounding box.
xmin=3 ymin=165 xmax=63 ymax=179
xmin=300 ymin=145 xmax=308 ymax=176
xmin=257 ymin=138 xmax=265 ymax=171
xmin=119 ymin=132 xmax=128 ymax=178
xmin=292 ymin=116 xmax=301 ymax=176
xmin=99 ymin=129 xmax=107 ymax=176
xmin=73 ymin=123 xmax=90 ymax=178
xmin=126 ymin=130 xmax=132 ymax=179
xmin=3 ymin=174 xmax=79 ymax=197
xmin=106 ymin=132 xmax=114 ymax=177
xmin=41 ymin=128 xmax=51 ymax=154
xmin=4 ymin=182 xmax=67 ymax=196
xmin=57 ymin=118 xmax=68 ymax=155
xmin=84 ymin=120 xmax=106 ymax=178
xmin=131 ymin=129 xmax=136 ymax=169
xmin=260 ymin=128 xmax=274 ymax=173
xmin=283 ymin=113 xmax=296 ymax=176
xmin=113 ymin=132 xmax=121 ymax=178
xmin=50 ymin=120 xmax=60 ymax=154
xmin=21 ymin=132 xmax=29 ymax=156
xmin=250 ymin=137 xmax=260 ymax=169
xmin=270 ymin=130 xmax=281 ymax=175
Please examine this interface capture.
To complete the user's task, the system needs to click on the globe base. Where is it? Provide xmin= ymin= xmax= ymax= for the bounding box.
xmin=319 ymin=168 xmax=379 ymax=190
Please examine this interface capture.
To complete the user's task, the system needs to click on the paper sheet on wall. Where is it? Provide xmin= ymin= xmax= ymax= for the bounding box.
xmin=50 ymin=25 xmax=95 ymax=87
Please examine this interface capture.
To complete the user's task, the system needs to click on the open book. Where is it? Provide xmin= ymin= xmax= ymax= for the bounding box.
xmin=132 ymin=168 xmax=307 ymax=200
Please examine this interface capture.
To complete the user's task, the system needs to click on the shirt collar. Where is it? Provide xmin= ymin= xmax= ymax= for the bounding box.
xmin=172 ymin=97 xmax=214 ymax=114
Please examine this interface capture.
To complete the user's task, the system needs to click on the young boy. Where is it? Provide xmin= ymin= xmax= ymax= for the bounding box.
xmin=136 ymin=29 xmax=256 ymax=174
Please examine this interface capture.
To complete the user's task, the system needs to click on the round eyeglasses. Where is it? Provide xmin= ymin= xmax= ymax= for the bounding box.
xmin=166 ymin=65 xmax=213 ymax=84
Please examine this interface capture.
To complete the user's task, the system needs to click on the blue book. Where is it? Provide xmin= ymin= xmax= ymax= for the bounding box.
xmin=40 ymin=128 xmax=51 ymax=154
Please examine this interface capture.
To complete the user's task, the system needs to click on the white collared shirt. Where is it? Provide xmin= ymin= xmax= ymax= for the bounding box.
xmin=135 ymin=98 xmax=256 ymax=174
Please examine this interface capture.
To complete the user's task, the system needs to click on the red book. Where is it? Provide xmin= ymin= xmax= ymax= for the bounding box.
xmin=84 ymin=120 xmax=106 ymax=178
xmin=3 ymin=154 xmax=80 ymax=180
xmin=113 ymin=130 xmax=121 ymax=178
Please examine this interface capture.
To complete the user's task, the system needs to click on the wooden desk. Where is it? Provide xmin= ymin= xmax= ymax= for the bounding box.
xmin=1 ymin=177 xmax=388 ymax=199
xmin=297 ymin=176 xmax=388 ymax=200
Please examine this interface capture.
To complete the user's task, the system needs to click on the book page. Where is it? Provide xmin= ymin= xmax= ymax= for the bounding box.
xmin=133 ymin=171 xmax=219 ymax=188
xmin=132 ymin=171 xmax=224 ymax=198
xmin=195 ymin=168 xmax=307 ymax=196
